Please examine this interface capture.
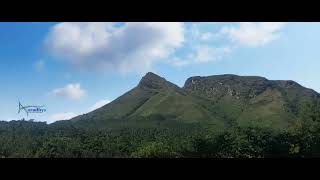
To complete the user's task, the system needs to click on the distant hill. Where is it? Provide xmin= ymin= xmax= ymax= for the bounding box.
xmin=67 ymin=72 xmax=320 ymax=131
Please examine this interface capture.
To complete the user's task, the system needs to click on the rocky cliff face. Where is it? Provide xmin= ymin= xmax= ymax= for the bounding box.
xmin=183 ymin=74 xmax=273 ymax=99
xmin=183 ymin=74 xmax=320 ymax=100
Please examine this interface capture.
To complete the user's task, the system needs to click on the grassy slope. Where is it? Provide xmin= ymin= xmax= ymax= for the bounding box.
xmin=183 ymin=75 xmax=320 ymax=131
xmin=68 ymin=73 xmax=320 ymax=132
xmin=130 ymin=88 xmax=225 ymax=128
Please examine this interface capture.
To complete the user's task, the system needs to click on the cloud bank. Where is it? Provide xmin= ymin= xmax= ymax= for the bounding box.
xmin=222 ymin=22 xmax=286 ymax=47
xmin=46 ymin=22 xmax=185 ymax=73
xmin=45 ymin=22 xmax=286 ymax=70
xmin=51 ymin=83 xmax=86 ymax=100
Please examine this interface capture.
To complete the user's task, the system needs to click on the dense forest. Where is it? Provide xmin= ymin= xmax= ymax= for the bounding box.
xmin=0 ymin=100 xmax=319 ymax=158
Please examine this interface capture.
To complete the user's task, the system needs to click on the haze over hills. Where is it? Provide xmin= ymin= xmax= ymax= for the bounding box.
xmin=68 ymin=72 xmax=320 ymax=131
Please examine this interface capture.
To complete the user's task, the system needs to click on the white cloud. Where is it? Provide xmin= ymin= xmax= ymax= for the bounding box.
xmin=51 ymin=83 xmax=86 ymax=100
xmin=193 ymin=46 xmax=231 ymax=63
xmin=34 ymin=60 xmax=45 ymax=72
xmin=48 ymin=112 xmax=77 ymax=123
xmin=222 ymin=22 xmax=286 ymax=47
xmin=45 ymin=22 xmax=286 ymax=69
xmin=46 ymin=98 xmax=112 ymax=124
xmin=88 ymin=99 xmax=111 ymax=112
xmin=171 ymin=45 xmax=232 ymax=66
xmin=171 ymin=22 xmax=286 ymax=67
xmin=46 ymin=22 xmax=185 ymax=74
xmin=188 ymin=24 xmax=215 ymax=42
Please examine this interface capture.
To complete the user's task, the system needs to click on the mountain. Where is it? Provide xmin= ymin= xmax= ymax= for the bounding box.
xmin=184 ymin=74 xmax=320 ymax=129
xmin=70 ymin=72 xmax=226 ymax=129
xmin=68 ymin=72 xmax=320 ymax=131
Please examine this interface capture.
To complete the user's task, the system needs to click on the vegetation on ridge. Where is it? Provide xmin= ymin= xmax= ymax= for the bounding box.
xmin=1 ymin=72 xmax=320 ymax=158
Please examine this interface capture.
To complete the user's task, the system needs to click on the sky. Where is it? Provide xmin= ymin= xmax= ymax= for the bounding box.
xmin=1 ymin=22 xmax=320 ymax=123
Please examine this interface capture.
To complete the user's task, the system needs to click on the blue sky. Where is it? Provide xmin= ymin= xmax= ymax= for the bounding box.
xmin=0 ymin=22 xmax=319 ymax=123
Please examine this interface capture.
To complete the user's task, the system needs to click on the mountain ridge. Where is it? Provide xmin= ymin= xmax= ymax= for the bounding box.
xmin=68 ymin=72 xmax=320 ymax=131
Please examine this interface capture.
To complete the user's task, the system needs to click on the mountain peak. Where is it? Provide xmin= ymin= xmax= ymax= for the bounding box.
xmin=144 ymin=72 xmax=162 ymax=79
xmin=138 ymin=72 xmax=173 ymax=90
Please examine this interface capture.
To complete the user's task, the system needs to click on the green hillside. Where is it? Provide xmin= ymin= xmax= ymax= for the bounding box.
xmin=1 ymin=72 xmax=320 ymax=158
xmin=69 ymin=72 xmax=320 ymax=131
xmin=71 ymin=73 xmax=225 ymax=130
